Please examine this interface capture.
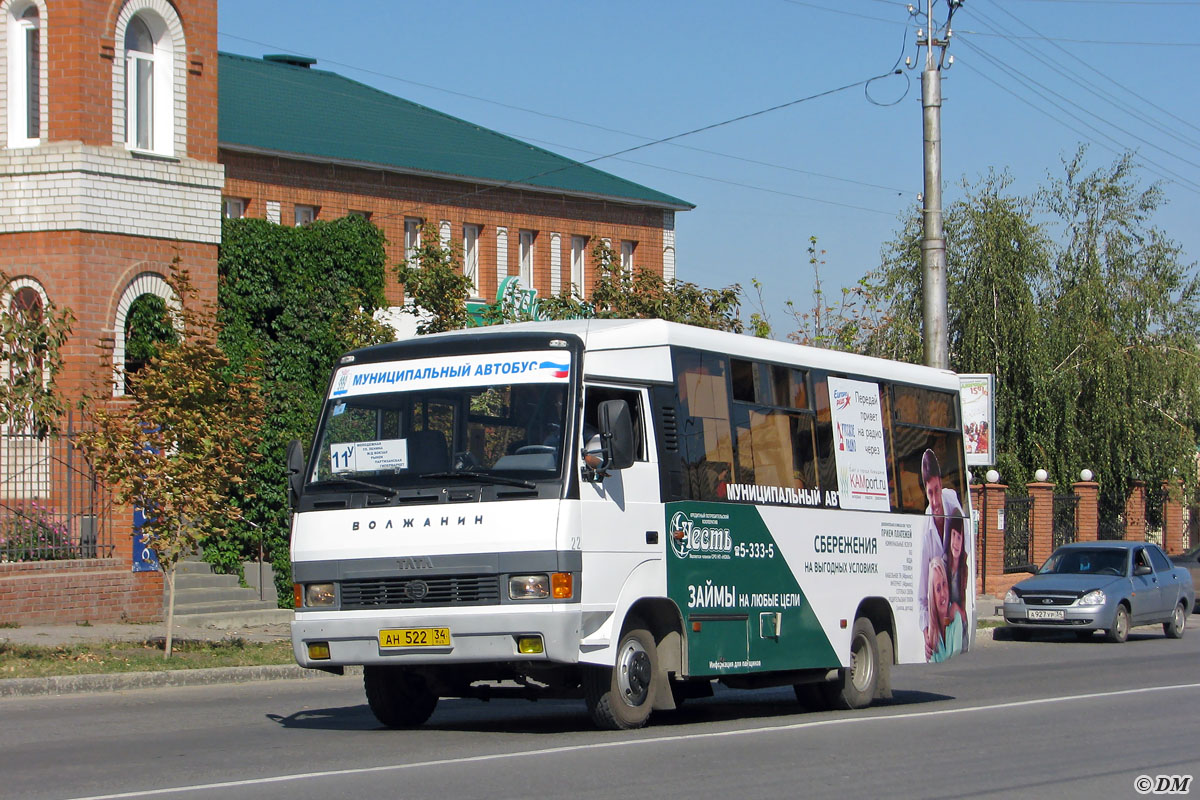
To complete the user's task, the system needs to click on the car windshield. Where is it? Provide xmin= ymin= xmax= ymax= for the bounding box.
xmin=308 ymin=350 xmax=572 ymax=488
xmin=1038 ymin=548 xmax=1128 ymax=577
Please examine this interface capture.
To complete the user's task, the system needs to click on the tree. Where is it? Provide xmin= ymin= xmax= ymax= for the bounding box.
xmin=76 ymin=264 xmax=265 ymax=657
xmin=0 ymin=270 xmax=73 ymax=438
xmin=393 ymin=224 xmax=475 ymax=334
xmin=1039 ymin=150 xmax=1200 ymax=514
xmin=859 ymin=152 xmax=1200 ymax=504
xmin=216 ymin=215 xmax=393 ymax=603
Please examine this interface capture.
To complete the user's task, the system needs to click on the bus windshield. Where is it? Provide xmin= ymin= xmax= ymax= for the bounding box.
xmin=308 ymin=351 xmax=573 ymax=489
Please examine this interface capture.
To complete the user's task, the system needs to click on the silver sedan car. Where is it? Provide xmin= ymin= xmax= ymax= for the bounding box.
xmin=1003 ymin=541 xmax=1195 ymax=643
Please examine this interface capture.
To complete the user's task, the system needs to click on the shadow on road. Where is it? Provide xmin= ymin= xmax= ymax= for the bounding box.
xmin=265 ymin=684 xmax=958 ymax=735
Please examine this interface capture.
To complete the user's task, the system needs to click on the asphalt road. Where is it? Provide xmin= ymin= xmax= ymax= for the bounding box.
xmin=2 ymin=625 xmax=1198 ymax=800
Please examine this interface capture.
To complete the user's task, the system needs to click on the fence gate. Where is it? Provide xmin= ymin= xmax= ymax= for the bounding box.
xmin=1004 ymin=496 xmax=1035 ymax=573
xmin=1053 ymin=494 xmax=1078 ymax=550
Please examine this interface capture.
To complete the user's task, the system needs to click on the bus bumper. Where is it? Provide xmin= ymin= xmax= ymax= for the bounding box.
xmin=291 ymin=605 xmax=582 ymax=669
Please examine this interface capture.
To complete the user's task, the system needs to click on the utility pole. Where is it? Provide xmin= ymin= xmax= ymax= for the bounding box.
xmin=911 ymin=0 xmax=962 ymax=370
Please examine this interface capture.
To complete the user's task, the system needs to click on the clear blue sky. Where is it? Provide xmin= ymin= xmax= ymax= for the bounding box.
xmin=217 ymin=0 xmax=1200 ymax=339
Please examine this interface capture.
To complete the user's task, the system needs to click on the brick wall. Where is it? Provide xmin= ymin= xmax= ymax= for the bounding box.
xmin=0 ymin=558 xmax=162 ymax=624
xmin=222 ymin=151 xmax=671 ymax=307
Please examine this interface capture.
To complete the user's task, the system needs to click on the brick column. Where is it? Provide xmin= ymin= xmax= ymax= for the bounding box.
xmin=1074 ymin=481 xmax=1099 ymax=542
xmin=979 ymin=482 xmax=1008 ymax=596
xmin=970 ymin=484 xmax=983 ymax=596
xmin=1163 ymin=480 xmax=1184 ymax=554
xmin=1028 ymin=481 xmax=1055 ymax=566
xmin=1124 ymin=481 xmax=1146 ymax=542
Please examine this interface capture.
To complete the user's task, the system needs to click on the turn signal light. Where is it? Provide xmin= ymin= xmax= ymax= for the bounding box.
xmin=307 ymin=642 xmax=331 ymax=660
xmin=551 ymin=572 xmax=573 ymax=599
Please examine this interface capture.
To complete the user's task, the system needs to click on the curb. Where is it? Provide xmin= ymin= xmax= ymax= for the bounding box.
xmin=0 ymin=664 xmax=363 ymax=698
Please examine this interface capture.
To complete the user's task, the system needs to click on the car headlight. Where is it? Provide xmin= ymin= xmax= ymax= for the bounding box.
xmin=1078 ymin=590 xmax=1106 ymax=606
xmin=303 ymin=582 xmax=336 ymax=607
xmin=509 ymin=574 xmax=550 ymax=600
xmin=1004 ymin=589 xmax=1019 ymax=603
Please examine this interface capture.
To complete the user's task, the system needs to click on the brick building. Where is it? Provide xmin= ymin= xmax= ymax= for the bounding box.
xmin=0 ymin=0 xmax=690 ymax=623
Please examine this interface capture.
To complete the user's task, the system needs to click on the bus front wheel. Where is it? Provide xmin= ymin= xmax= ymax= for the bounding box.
xmin=584 ymin=621 xmax=658 ymax=730
xmin=364 ymin=666 xmax=438 ymax=728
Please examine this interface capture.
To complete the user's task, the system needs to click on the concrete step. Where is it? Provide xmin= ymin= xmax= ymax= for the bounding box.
xmin=169 ymin=608 xmax=294 ymax=629
xmin=173 ymin=572 xmax=244 ymax=590
xmin=172 ymin=586 xmax=273 ymax=607
xmin=169 ymin=598 xmax=282 ymax=616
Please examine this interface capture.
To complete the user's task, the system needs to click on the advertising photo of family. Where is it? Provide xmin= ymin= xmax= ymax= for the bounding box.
xmin=918 ymin=448 xmax=970 ymax=662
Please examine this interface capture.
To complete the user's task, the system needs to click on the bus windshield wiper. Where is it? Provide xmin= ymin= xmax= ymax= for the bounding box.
xmin=308 ymin=477 xmax=398 ymax=498
xmin=421 ymin=471 xmax=537 ymax=490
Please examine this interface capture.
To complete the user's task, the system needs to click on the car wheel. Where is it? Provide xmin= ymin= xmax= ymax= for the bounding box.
xmin=1163 ymin=602 xmax=1186 ymax=639
xmin=1104 ymin=604 xmax=1130 ymax=644
xmin=584 ymin=620 xmax=658 ymax=730
xmin=363 ymin=666 xmax=438 ymax=728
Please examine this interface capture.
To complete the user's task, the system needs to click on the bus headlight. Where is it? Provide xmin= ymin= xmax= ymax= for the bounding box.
xmin=304 ymin=582 xmax=336 ymax=607
xmin=509 ymin=574 xmax=550 ymax=599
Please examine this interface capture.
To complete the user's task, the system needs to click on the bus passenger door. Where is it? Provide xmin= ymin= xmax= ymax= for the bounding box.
xmin=578 ymin=385 xmax=664 ymax=623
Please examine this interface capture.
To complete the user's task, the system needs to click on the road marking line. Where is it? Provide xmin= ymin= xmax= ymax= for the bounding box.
xmin=61 ymin=681 xmax=1200 ymax=800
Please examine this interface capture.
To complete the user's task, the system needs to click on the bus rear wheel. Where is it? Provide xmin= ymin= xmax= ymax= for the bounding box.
xmin=833 ymin=618 xmax=880 ymax=710
xmin=584 ymin=621 xmax=658 ymax=730
xmin=364 ymin=666 xmax=438 ymax=728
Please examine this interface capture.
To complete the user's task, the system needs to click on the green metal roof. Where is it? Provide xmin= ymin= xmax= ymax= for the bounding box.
xmin=217 ymin=52 xmax=693 ymax=211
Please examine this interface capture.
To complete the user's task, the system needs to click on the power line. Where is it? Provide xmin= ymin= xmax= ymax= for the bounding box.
xmin=219 ymin=31 xmax=909 ymax=196
xmin=979 ymin=0 xmax=1200 ymax=141
xmin=953 ymin=43 xmax=1200 ymax=194
xmin=967 ymin=4 xmax=1200 ymax=156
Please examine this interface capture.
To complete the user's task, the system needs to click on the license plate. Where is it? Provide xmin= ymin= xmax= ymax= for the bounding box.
xmin=1027 ymin=609 xmax=1065 ymax=621
xmin=379 ymin=627 xmax=451 ymax=648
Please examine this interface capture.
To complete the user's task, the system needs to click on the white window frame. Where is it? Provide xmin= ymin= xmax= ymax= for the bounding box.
xmin=621 ymin=241 xmax=636 ymax=276
xmin=294 ymin=204 xmax=317 ymax=226
xmin=571 ymin=236 xmax=587 ymax=296
xmin=122 ymin=11 xmax=174 ymax=156
xmin=463 ymin=224 xmax=481 ymax=298
xmin=347 ymin=210 xmax=372 ymax=220
xmin=223 ymin=197 xmax=246 ymax=219
xmin=405 ymin=218 xmax=423 ymax=267
xmin=7 ymin=2 xmax=41 ymax=148
xmin=519 ymin=230 xmax=535 ymax=288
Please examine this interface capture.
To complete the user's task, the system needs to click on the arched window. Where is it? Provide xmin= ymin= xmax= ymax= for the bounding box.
xmin=122 ymin=293 xmax=176 ymax=383
xmin=6 ymin=1 xmax=42 ymax=147
xmin=112 ymin=271 xmax=179 ymax=396
xmin=124 ymin=16 xmax=154 ymax=151
xmin=118 ymin=6 xmax=177 ymax=157
xmin=8 ymin=285 xmax=43 ymax=372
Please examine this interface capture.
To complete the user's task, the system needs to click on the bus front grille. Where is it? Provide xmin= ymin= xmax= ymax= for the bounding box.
xmin=340 ymin=574 xmax=502 ymax=609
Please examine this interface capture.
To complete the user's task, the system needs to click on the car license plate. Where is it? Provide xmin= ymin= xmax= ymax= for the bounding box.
xmin=379 ymin=627 xmax=451 ymax=648
xmin=1027 ymin=609 xmax=1065 ymax=621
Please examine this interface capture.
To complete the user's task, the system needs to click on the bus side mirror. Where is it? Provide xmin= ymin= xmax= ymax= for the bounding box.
xmin=598 ymin=399 xmax=635 ymax=471
xmin=286 ymin=439 xmax=307 ymax=509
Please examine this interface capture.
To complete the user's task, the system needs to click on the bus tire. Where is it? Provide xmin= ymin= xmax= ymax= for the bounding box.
xmin=364 ymin=666 xmax=438 ymax=728
xmin=832 ymin=617 xmax=879 ymax=710
xmin=584 ymin=621 xmax=658 ymax=730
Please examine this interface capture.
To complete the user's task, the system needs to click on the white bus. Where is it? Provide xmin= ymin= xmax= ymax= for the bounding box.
xmin=288 ymin=319 xmax=974 ymax=729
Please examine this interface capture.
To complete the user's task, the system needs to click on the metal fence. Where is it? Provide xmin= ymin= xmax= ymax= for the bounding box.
xmin=0 ymin=413 xmax=112 ymax=562
xmin=1052 ymin=494 xmax=1078 ymax=550
xmin=1004 ymin=496 xmax=1035 ymax=572
xmin=1097 ymin=514 xmax=1126 ymax=541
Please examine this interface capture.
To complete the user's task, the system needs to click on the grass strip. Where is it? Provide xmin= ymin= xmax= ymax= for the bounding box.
xmin=0 ymin=638 xmax=294 ymax=679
